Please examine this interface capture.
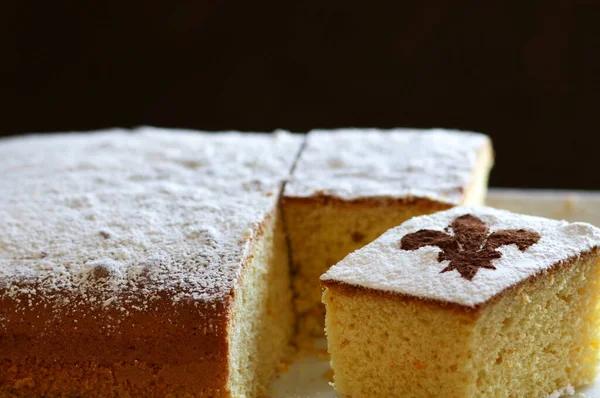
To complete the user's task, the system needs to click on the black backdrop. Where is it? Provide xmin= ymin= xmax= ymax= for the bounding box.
xmin=5 ymin=1 xmax=600 ymax=189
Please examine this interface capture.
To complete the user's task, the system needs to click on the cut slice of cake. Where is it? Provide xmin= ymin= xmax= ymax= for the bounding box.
xmin=0 ymin=127 xmax=302 ymax=397
xmin=283 ymin=128 xmax=493 ymax=337
xmin=321 ymin=206 xmax=600 ymax=397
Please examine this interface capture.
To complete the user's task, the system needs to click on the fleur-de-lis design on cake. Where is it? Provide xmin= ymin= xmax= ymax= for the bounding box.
xmin=400 ymin=214 xmax=541 ymax=281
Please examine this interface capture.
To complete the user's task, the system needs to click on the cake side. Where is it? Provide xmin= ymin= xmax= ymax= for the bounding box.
xmin=0 ymin=289 xmax=231 ymax=397
xmin=470 ymin=247 xmax=600 ymax=396
xmin=226 ymin=207 xmax=295 ymax=397
xmin=322 ymin=281 xmax=480 ymax=398
xmin=0 ymin=128 xmax=302 ymax=397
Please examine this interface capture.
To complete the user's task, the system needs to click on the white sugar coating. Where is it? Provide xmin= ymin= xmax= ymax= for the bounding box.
xmin=285 ymin=128 xmax=491 ymax=202
xmin=0 ymin=127 xmax=303 ymax=309
xmin=322 ymin=206 xmax=600 ymax=307
xmin=546 ymin=385 xmax=576 ymax=398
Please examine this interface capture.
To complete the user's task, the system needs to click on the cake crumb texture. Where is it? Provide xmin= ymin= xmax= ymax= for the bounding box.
xmin=286 ymin=130 xmax=493 ymax=336
xmin=227 ymin=209 xmax=295 ymax=397
xmin=284 ymin=197 xmax=452 ymax=337
xmin=323 ymin=232 xmax=600 ymax=397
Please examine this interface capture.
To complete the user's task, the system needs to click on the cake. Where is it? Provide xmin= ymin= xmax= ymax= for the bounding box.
xmin=0 ymin=127 xmax=302 ymax=397
xmin=0 ymin=126 xmax=495 ymax=397
xmin=321 ymin=206 xmax=600 ymax=397
xmin=283 ymin=128 xmax=493 ymax=336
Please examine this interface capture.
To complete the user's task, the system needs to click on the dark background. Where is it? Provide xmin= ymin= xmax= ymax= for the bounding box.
xmin=5 ymin=1 xmax=600 ymax=189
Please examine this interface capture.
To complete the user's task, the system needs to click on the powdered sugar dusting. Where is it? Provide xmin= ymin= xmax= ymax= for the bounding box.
xmin=285 ymin=128 xmax=490 ymax=202
xmin=322 ymin=206 xmax=600 ymax=307
xmin=0 ymin=127 xmax=302 ymax=315
xmin=546 ymin=385 xmax=576 ymax=397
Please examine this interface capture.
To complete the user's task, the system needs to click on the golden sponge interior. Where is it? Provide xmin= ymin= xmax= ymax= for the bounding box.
xmin=472 ymin=254 xmax=600 ymax=396
xmin=322 ymin=253 xmax=600 ymax=398
xmin=284 ymin=199 xmax=451 ymax=337
xmin=227 ymin=210 xmax=294 ymax=397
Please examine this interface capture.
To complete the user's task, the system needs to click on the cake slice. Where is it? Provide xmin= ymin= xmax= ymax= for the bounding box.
xmin=0 ymin=127 xmax=302 ymax=397
xmin=283 ymin=128 xmax=493 ymax=336
xmin=321 ymin=206 xmax=600 ymax=397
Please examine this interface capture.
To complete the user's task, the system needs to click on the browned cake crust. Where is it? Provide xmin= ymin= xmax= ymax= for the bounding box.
xmin=0 ymin=288 xmax=231 ymax=397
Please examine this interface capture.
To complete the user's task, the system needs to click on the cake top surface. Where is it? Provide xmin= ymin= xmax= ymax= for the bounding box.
xmin=285 ymin=128 xmax=491 ymax=202
xmin=0 ymin=127 xmax=302 ymax=311
xmin=321 ymin=206 xmax=600 ymax=307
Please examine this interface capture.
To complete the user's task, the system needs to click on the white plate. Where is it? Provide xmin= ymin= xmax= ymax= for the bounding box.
xmin=269 ymin=189 xmax=600 ymax=397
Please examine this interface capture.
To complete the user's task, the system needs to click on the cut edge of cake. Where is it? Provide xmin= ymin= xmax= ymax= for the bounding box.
xmin=283 ymin=128 xmax=494 ymax=337
xmin=226 ymin=205 xmax=295 ymax=397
